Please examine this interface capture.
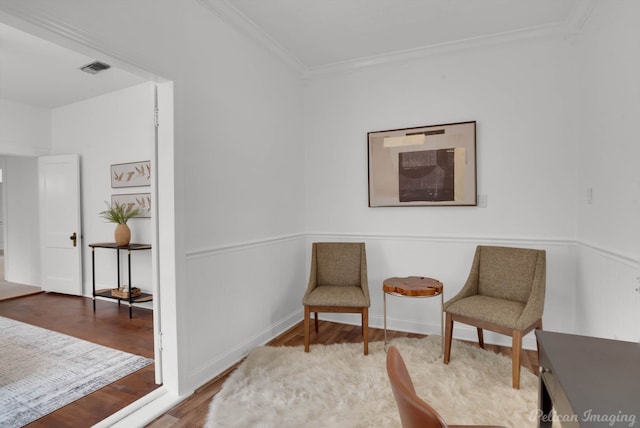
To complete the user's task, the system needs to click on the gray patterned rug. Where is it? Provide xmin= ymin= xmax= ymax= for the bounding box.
xmin=0 ymin=316 xmax=153 ymax=427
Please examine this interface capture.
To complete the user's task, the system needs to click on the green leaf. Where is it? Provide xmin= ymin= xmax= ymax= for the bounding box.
xmin=99 ymin=201 xmax=140 ymax=224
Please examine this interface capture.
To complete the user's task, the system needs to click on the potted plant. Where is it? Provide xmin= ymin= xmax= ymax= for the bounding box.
xmin=99 ymin=201 xmax=140 ymax=246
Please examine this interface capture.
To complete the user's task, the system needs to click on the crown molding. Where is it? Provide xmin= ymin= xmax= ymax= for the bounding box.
xmin=566 ymin=0 xmax=600 ymax=31
xmin=2 ymin=0 xmax=599 ymax=81
xmin=304 ymin=0 xmax=600 ymax=78
xmin=196 ymin=0 xmax=305 ymax=74
xmin=0 ymin=142 xmax=50 ymax=157
xmin=303 ymin=23 xmax=567 ymax=78
xmin=199 ymin=0 xmax=598 ymax=79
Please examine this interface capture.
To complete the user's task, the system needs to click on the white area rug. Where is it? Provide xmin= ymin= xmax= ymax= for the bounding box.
xmin=0 ymin=316 xmax=153 ymax=427
xmin=206 ymin=336 xmax=542 ymax=428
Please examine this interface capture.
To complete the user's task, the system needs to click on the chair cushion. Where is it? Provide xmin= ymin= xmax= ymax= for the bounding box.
xmin=316 ymin=243 xmax=362 ymax=287
xmin=303 ymin=285 xmax=369 ymax=307
xmin=446 ymin=295 xmax=525 ymax=329
xmin=478 ymin=246 xmax=540 ymax=303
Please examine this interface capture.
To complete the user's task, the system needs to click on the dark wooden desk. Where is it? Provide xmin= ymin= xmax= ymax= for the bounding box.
xmin=536 ymin=330 xmax=640 ymax=427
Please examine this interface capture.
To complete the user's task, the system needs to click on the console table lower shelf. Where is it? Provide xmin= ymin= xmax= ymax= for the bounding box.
xmin=94 ymin=289 xmax=153 ymax=304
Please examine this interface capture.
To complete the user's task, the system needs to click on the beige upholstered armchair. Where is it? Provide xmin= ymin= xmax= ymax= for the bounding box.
xmin=303 ymin=242 xmax=370 ymax=355
xmin=443 ymin=245 xmax=546 ymax=389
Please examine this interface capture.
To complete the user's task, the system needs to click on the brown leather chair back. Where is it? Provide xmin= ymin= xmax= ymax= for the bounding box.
xmin=386 ymin=346 xmax=447 ymax=428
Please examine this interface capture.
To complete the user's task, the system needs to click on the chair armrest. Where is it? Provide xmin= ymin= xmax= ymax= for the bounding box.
xmin=443 ymin=249 xmax=481 ymax=310
xmin=302 ymin=245 xmax=319 ymax=302
xmin=516 ymin=250 xmax=546 ymax=329
xmin=360 ymin=244 xmax=370 ymax=305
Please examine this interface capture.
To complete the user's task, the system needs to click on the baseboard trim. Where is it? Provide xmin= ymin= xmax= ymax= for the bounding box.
xmin=93 ymin=387 xmax=187 ymax=428
xmin=323 ymin=313 xmax=538 ymax=351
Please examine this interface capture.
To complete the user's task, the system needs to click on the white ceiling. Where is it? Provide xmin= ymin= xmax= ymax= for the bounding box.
xmin=0 ymin=22 xmax=147 ymax=109
xmin=0 ymin=1 xmax=595 ymax=109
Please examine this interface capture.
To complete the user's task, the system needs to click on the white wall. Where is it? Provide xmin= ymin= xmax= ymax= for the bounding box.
xmin=0 ymin=0 xmax=307 ymax=397
xmin=0 ymin=183 xmax=3 ymax=251
xmin=574 ymin=1 xmax=640 ymax=261
xmin=3 ymin=0 xmax=639 ymax=416
xmin=0 ymin=99 xmax=51 ymax=156
xmin=304 ymin=39 xmax=577 ymax=238
xmin=51 ymin=82 xmax=155 ymax=295
xmin=0 ymin=99 xmax=51 ymax=285
xmin=302 ymin=1 xmax=640 ymax=344
xmin=1 ymin=155 xmax=40 ymax=285
xmin=179 ymin=2 xmax=306 ymax=391
xmin=572 ymin=1 xmax=640 ymax=341
xmin=303 ymin=36 xmax=579 ymax=347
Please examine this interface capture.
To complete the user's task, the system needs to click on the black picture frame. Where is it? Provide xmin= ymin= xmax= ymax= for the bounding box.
xmin=368 ymin=121 xmax=476 ymax=207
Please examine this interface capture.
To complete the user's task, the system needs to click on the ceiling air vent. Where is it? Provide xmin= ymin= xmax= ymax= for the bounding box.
xmin=80 ymin=61 xmax=111 ymax=74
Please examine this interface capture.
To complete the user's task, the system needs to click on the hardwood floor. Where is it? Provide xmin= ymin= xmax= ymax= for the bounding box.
xmin=0 ymin=281 xmax=43 ymax=301
xmin=0 ymin=293 xmax=539 ymax=427
xmin=0 ymin=292 xmax=158 ymax=427
xmin=146 ymin=320 xmax=539 ymax=428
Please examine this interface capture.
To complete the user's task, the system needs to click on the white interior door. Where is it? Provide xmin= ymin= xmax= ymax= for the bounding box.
xmin=38 ymin=154 xmax=82 ymax=295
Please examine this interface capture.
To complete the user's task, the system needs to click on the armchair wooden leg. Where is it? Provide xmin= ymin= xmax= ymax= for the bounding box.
xmin=304 ymin=306 xmax=311 ymax=352
xmin=362 ymin=307 xmax=369 ymax=355
xmin=443 ymin=312 xmax=453 ymax=364
xmin=477 ymin=328 xmax=485 ymax=348
xmin=314 ymin=312 xmax=319 ymax=333
xmin=512 ymin=329 xmax=522 ymax=389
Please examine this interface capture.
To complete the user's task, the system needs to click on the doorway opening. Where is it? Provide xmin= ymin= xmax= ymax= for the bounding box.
xmin=0 ymin=15 xmax=177 ymax=424
xmin=0 ymin=159 xmax=44 ymax=300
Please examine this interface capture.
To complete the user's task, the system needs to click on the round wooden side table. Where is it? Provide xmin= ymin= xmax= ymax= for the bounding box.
xmin=383 ymin=276 xmax=444 ymax=354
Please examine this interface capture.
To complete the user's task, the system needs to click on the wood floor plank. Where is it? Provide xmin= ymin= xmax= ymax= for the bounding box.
xmin=0 ymin=292 xmax=159 ymax=427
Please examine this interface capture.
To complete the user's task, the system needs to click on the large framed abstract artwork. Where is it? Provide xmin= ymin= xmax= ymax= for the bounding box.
xmin=367 ymin=121 xmax=476 ymax=207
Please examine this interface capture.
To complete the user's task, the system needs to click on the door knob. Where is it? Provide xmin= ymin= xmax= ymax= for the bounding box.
xmin=69 ymin=232 xmax=77 ymax=247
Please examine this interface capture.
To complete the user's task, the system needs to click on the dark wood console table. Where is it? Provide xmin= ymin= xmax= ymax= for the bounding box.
xmin=536 ymin=330 xmax=640 ymax=427
xmin=89 ymin=242 xmax=152 ymax=318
